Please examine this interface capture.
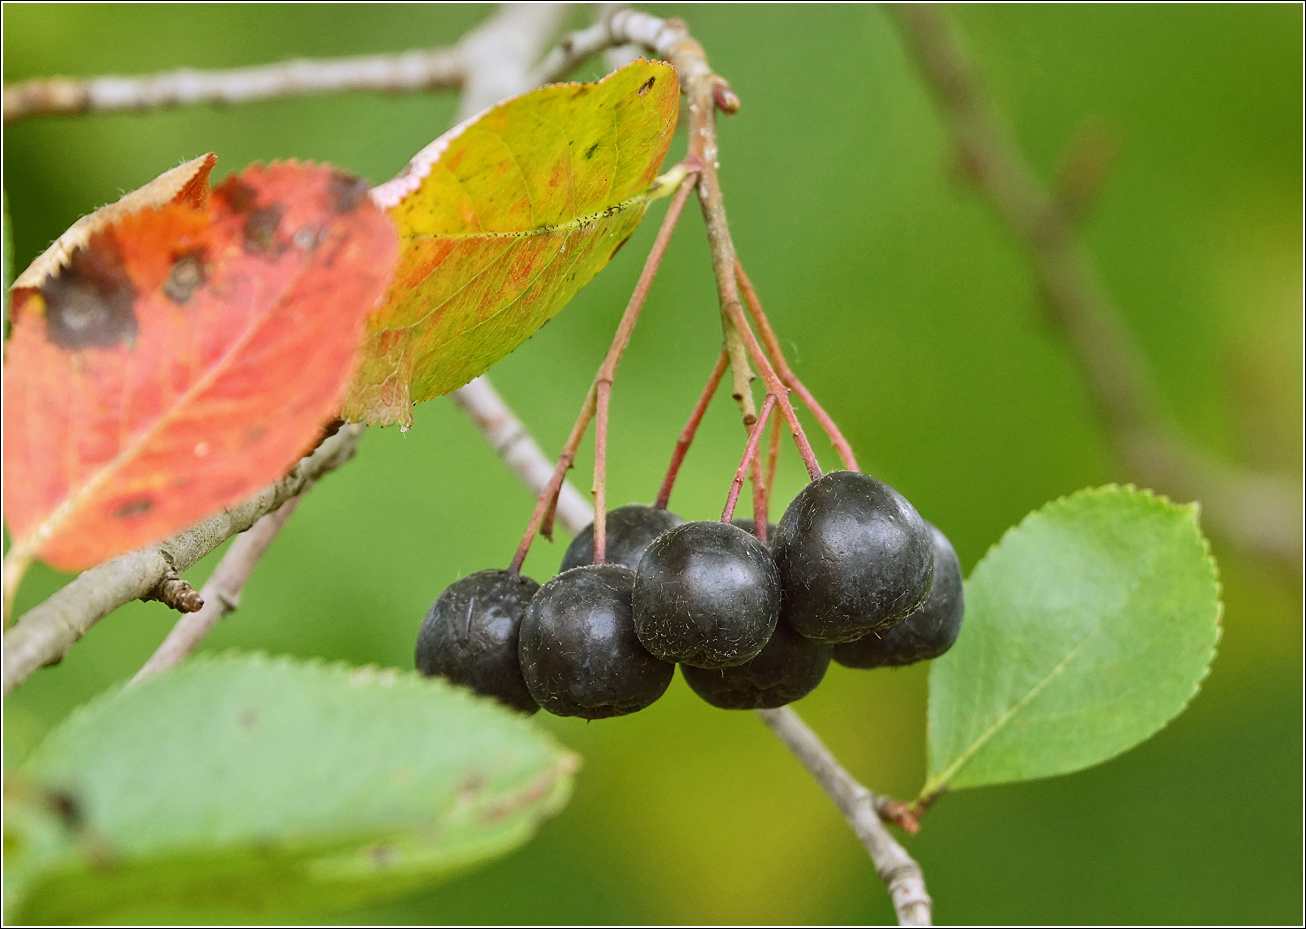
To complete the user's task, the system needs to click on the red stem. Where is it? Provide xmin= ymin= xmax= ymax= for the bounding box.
xmin=721 ymin=299 xmax=823 ymax=481
xmin=763 ymin=411 xmax=783 ymax=513
xmin=735 ymin=258 xmax=859 ymax=473
xmin=593 ymin=380 xmax=611 ymax=564
xmin=655 ymin=348 xmax=729 ymax=509
xmin=510 ymin=391 xmax=595 ymax=573
xmin=749 ymin=453 xmax=768 ymax=543
xmin=511 ymin=170 xmax=698 ymax=571
xmin=722 ymin=394 xmax=776 ymax=522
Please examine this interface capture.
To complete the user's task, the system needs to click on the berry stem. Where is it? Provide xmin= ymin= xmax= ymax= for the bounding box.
xmin=721 ymin=299 xmax=824 ymax=481
xmin=688 ymin=93 xmax=822 ymax=482
xmin=735 ymin=258 xmax=860 ymax=473
xmin=510 ymin=169 xmax=698 ymax=572
xmin=749 ymin=453 xmax=768 ymax=543
xmin=655 ymin=348 xmax=728 ymax=510
xmin=763 ymin=411 xmax=783 ymax=512
xmin=592 ymin=379 xmax=611 ymax=564
xmin=721 ymin=393 xmax=776 ymax=523
xmin=510 ymin=388 xmax=596 ymax=572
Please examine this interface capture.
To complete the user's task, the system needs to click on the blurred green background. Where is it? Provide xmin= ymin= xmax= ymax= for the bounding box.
xmin=3 ymin=3 xmax=1301 ymax=924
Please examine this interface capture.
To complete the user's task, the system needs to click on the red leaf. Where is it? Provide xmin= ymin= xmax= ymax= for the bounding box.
xmin=3 ymin=161 xmax=397 ymax=571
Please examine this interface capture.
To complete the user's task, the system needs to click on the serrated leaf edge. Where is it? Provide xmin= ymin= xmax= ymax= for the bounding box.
xmin=922 ymin=483 xmax=1223 ymax=797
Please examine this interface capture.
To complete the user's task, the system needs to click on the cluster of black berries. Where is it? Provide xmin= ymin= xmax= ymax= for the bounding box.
xmin=415 ymin=471 xmax=964 ymax=718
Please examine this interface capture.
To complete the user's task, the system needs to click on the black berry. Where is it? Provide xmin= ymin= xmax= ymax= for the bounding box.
xmin=633 ymin=521 xmax=780 ymax=668
xmin=415 ymin=569 xmax=540 ymax=714
xmin=682 ymin=620 xmax=831 ymax=709
xmin=834 ymin=522 xmax=965 ymax=669
xmin=772 ymin=470 xmax=934 ymax=643
xmin=518 ymin=564 xmax=673 ymax=719
xmin=560 ymin=503 xmax=685 ymax=571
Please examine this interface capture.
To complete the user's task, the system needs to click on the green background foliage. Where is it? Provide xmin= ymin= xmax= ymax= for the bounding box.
xmin=3 ymin=4 xmax=1300 ymax=924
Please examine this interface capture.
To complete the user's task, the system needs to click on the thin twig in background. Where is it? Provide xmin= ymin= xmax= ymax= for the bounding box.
xmin=890 ymin=2 xmax=1301 ymax=567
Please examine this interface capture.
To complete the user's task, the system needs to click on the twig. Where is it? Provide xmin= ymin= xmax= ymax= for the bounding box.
xmin=749 ymin=453 xmax=769 ymax=543
xmin=593 ymin=378 xmax=613 ymax=564
xmin=0 ymin=1 xmax=575 ymax=123
xmin=509 ymin=169 xmax=698 ymax=572
xmin=655 ymin=349 xmax=729 ymax=510
xmin=128 ymin=495 xmax=303 ymax=686
xmin=735 ymin=259 xmax=860 ymax=473
xmin=890 ymin=2 xmax=1302 ymax=566
xmin=2 ymin=425 xmax=363 ymax=695
xmin=721 ymin=395 xmax=777 ymax=523
xmin=138 ymin=565 xmax=204 ymax=614
xmin=722 ymin=299 xmax=824 ymax=481
xmin=3 ymin=46 xmax=463 ymax=122
xmin=756 ymin=707 xmax=933 ymax=926
xmin=763 ymin=411 xmax=784 ymax=512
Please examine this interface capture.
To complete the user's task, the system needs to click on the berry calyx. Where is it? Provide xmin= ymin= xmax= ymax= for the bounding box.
xmin=518 ymin=564 xmax=674 ymax=719
xmin=633 ymin=521 xmax=780 ymax=668
xmin=560 ymin=503 xmax=685 ymax=571
xmin=834 ymin=522 xmax=965 ymax=669
xmin=415 ymin=569 xmax=540 ymax=714
xmin=772 ymin=470 xmax=934 ymax=643
xmin=682 ymin=620 xmax=831 ymax=709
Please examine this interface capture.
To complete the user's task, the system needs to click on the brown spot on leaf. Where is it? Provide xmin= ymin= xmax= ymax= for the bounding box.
xmin=42 ymin=241 xmax=138 ymax=350
xmin=217 ymin=178 xmax=258 ymax=213
xmin=113 ymin=496 xmax=154 ymax=518
xmin=49 ymin=791 xmax=83 ymax=828
xmin=456 ymin=772 xmax=487 ymax=805
xmin=162 ymin=251 xmax=206 ymax=304
xmin=243 ymin=205 xmax=284 ymax=254
xmin=584 ymin=142 xmax=600 ymax=160
xmin=240 ymin=709 xmax=259 ymax=730
xmin=327 ymin=171 xmax=370 ymax=214
xmin=637 ymin=76 xmax=656 ymax=97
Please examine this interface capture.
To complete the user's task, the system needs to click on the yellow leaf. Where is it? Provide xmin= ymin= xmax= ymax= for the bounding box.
xmin=344 ymin=60 xmax=680 ymax=426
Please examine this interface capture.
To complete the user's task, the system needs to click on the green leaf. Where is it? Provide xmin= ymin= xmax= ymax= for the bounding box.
xmin=342 ymin=59 xmax=682 ymax=427
xmin=924 ymin=485 xmax=1221 ymax=795
xmin=5 ymin=653 xmax=578 ymax=922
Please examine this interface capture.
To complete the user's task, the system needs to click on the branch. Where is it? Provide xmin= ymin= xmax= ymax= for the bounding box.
xmin=890 ymin=3 xmax=1302 ymax=566
xmin=127 ymin=495 xmax=303 ymax=687
xmin=3 ymin=46 xmax=462 ymax=123
xmin=757 ymin=707 xmax=932 ymax=926
xmin=2 ymin=2 xmax=571 ymax=124
xmin=1 ymin=424 xmax=363 ymax=695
